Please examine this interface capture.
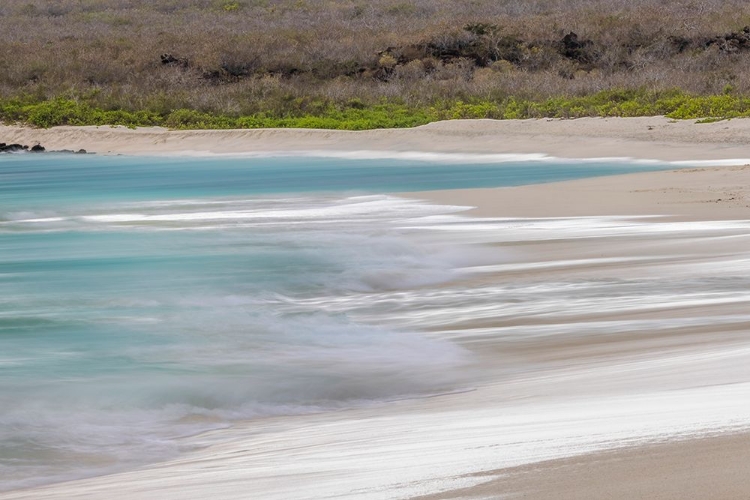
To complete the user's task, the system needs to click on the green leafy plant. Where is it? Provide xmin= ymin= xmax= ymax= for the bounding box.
xmin=4 ymin=90 xmax=750 ymax=131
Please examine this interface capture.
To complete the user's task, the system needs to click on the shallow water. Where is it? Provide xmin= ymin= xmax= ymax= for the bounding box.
xmin=0 ymin=153 xmax=675 ymax=489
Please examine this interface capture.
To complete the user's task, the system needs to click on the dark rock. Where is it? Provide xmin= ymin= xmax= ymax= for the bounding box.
xmin=559 ymin=32 xmax=597 ymax=64
xmin=424 ymin=37 xmax=485 ymax=65
xmin=704 ymin=26 xmax=750 ymax=53
xmin=0 ymin=142 xmax=87 ymax=154
xmin=160 ymin=53 xmax=189 ymax=68
xmin=0 ymin=143 xmax=28 ymax=153
xmin=47 ymin=148 xmax=90 ymax=154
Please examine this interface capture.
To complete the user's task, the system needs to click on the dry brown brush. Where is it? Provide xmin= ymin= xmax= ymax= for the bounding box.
xmin=3 ymin=0 xmax=750 ymax=118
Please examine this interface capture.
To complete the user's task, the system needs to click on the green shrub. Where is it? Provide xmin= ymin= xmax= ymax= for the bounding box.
xmin=5 ymin=89 xmax=750 ymax=131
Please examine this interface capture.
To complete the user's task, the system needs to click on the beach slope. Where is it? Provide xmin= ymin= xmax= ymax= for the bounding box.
xmin=4 ymin=116 xmax=750 ymax=162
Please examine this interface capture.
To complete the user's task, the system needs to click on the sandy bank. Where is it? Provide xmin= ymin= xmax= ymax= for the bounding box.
xmin=413 ymin=164 xmax=750 ymax=220
xmin=3 ymin=116 xmax=750 ymax=162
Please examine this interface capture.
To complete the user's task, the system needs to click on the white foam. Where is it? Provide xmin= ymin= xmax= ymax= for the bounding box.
xmin=8 ymin=381 xmax=748 ymax=500
xmin=147 ymin=149 xmax=554 ymax=163
xmin=5 ymin=191 xmax=750 ymax=498
xmin=142 ymin=148 xmax=750 ymax=167
xmin=5 ymin=196 xmax=463 ymax=232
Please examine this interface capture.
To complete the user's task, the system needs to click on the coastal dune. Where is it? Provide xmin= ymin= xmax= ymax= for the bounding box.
xmin=2 ymin=119 xmax=750 ymax=499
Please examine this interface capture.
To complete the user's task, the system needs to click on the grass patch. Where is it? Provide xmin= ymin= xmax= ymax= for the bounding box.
xmin=3 ymin=90 xmax=750 ymax=130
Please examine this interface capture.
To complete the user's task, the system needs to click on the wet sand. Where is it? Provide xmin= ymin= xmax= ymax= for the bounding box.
xmin=415 ymin=432 xmax=750 ymax=500
xmin=416 ymin=163 xmax=750 ymax=220
xmin=403 ymin=164 xmax=750 ymax=499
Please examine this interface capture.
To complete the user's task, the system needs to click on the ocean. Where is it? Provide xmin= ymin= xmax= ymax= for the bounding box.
xmin=0 ymin=153 xmax=672 ymax=490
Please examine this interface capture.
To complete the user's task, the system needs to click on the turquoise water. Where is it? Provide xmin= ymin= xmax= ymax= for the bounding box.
xmin=0 ymin=153 xmax=670 ymax=489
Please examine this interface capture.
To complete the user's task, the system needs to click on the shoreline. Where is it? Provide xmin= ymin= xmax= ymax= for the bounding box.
xmin=402 ymin=164 xmax=750 ymax=499
xmin=2 ymin=120 xmax=750 ymax=499
xmin=406 ymin=163 xmax=750 ymax=220
xmin=413 ymin=430 xmax=750 ymax=500
xmin=3 ymin=116 xmax=750 ymax=162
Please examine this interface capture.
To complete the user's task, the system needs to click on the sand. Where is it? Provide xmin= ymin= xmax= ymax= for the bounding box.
xmin=415 ymin=432 xmax=750 ymax=500
xmin=416 ymin=163 xmax=750 ymax=220
xmin=3 ymin=116 xmax=750 ymax=162
xmin=2 ymin=118 xmax=750 ymax=499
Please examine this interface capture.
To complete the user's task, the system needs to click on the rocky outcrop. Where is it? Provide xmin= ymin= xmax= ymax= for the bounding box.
xmin=0 ymin=143 xmax=30 ymax=152
xmin=0 ymin=143 xmax=88 ymax=154
xmin=710 ymin=26 xmax=750 ymax=52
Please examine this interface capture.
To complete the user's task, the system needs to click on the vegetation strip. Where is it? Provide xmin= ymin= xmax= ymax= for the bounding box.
xmin=1 ymin=90 xmax=747 ymax=130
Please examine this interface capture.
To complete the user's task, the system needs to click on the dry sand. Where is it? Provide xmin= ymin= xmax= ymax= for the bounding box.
xmin=4 ymin=116 xmax=750 ymax=162
xmin=2 ymin=118 xmax=750 ymax=499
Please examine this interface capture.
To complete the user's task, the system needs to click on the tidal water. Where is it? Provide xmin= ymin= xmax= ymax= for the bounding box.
xmin=0 ymin=153 xmax=671 ymax=490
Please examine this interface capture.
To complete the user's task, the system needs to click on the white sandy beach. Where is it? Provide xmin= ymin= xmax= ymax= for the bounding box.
xmin=4 ymin=116 xmax=750 ymax=162
xmin=2 ymin=118 xmax=750 ymax=499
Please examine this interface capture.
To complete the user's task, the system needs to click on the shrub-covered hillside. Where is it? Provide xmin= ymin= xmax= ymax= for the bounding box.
xmin=3 ymin=0 xmax=750 ymax=127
